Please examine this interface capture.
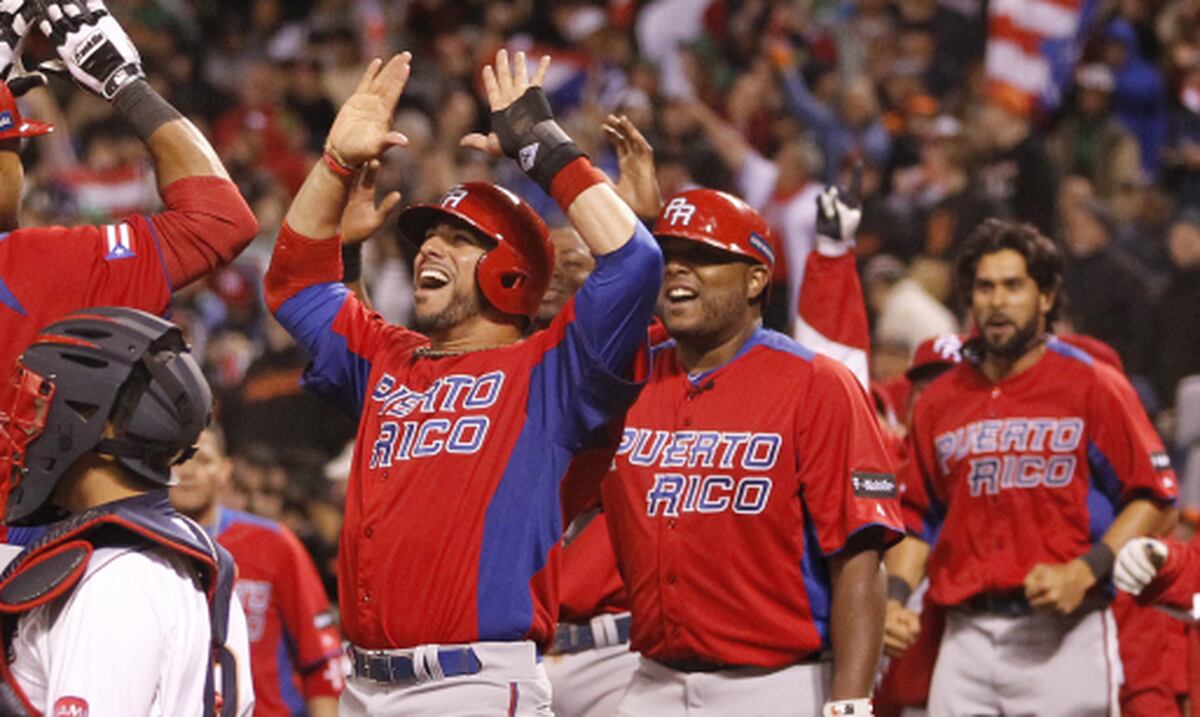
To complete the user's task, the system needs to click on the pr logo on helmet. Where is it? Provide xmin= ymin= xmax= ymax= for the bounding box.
xmin=662 ymin=197 xmax=696 ymax=226
xmin=442 ymin=187 xmax=470 ymax=209
xmin=932 ymin=333 xmax=963 ymax=362
xmin=519 ymin=143 xmax=540 ymax=171
xmin=53 ymin=696 xmax=89 ymax=717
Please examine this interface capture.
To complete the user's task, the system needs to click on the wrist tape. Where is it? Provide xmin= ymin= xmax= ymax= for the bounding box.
xmin=1081 ymin=542 xmax=1115 ymax=580
xmin=113 ymin=79 xmax=182 ymax=140
xmin=886 ymin=575 xmax=913 ymax=605
xmin=823 ymin=698 xmax=873 ymax=716
xmin=491 ymin=86 xmax=584 ymax=191
xmin=341 ymin=243 xmax=362 ymax=283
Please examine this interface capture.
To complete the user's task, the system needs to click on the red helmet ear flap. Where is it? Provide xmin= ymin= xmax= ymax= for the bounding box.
xmin=476 ymin=243 xmax=538 ymax=316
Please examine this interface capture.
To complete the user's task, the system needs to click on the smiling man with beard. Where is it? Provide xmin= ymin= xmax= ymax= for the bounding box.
xmin=263 ymin=49 xmax=662 ymax=715
xmin=600 ymin=188 xmax=904 ymax=717
xmin=885 ymin=218 xmax=1178 ymax=716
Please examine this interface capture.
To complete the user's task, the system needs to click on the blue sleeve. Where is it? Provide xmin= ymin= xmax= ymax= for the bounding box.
xmin=275 ymin=282 xmax=374 ymax=418
xmin=533 ymin=223 xmax=662 ymax=448
xmin=780 ymin=69 xmax=838 ymax=138
xmin=573 ymin=222 xmax=663 ymax=374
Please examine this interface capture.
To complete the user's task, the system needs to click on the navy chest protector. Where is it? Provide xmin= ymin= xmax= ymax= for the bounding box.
xmin=0 ymin=492 xmax=237 ymax=717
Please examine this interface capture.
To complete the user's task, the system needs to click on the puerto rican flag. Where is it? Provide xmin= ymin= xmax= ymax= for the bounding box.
xmin=986 ymin=0 xmax=1103 ymax=112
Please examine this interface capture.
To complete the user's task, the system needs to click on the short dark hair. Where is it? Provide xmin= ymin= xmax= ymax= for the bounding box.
xmin=955 ymin=218 xmax=1063 ymax=321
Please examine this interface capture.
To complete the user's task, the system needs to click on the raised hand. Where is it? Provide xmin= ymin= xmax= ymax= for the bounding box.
xmin=604 ymin=114 xmax=661 ymax=221
xmin=341 ymin=159 xmax=402 ymax=245
xmin=325 ymin=52 xmax=412 ymax=169
xmin=32 ymin=0 xmax=143 ymax=100
xmin=460 ymin=49 xmax=550 ymax=157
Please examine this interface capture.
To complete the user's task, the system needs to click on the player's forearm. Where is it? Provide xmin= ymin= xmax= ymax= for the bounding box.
xmin=1103 ymin=499 xmax=1170 ymax=554
xmin=829 ymin=541 xmax=887 ymax=700
xmin=883 ymin=535 xmax=929 ymax=593
xmin=284 ymin=162 xmax=353 ymax=240
xmin=564 ymin=180 xmax=640 ymax=256
xmin=145 ymin=118 xmax=231 ymax=187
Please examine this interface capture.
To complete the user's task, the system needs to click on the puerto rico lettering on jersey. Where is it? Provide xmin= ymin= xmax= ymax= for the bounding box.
xmin=616 ymin=428 xmax=781 ymax=516
xmin=934 ymin=417 xmax=1084 ymax=496
xmin=367 ymin=371 xmax=505 ymax=467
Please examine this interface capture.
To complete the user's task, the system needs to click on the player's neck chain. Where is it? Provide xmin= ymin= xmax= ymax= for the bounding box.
xmin=414 ymin=344 xmax=507 ymax=359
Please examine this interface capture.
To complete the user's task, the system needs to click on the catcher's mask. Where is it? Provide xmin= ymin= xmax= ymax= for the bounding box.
xmin=1 ymin=307 xmax=212 ymax=525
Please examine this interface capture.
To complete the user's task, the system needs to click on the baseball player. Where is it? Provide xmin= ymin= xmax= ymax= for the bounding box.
xmin=263 ymin=48 xmax=662 ymax=715
xmin=0 ymin=306 xmax=253 ymax=716
xmin=602 ymin=187 xmax=904 ymax=717
xmin=887 ymin=218 xmax=1178 ymax=716
xmin=0 ymin=0 xmax=258 ymax=539
xmin=172 ymin=426 xmax=345 ymax=717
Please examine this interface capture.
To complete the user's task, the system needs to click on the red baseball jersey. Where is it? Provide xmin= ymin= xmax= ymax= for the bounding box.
xmin=902 ymin=338 xmax=1178 ymax=607
xmin=1 ymin=176 xmax=256 ymax=544
xmin=263 ymin=222 xmax=661 ymax=650
xmin=214 ymin=509 xmax=342 ymax=717
xmin=602 ymin=327 xmax=904 ymax=667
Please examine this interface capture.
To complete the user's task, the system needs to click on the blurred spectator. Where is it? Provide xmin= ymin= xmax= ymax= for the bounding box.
xmin=777 ymin=62 xmax=891 ymax=185
xmin=1101 ymin=18 xmax=1168 ymax=176
xmin=1163 ymin=63 xmax=1200 ymax=208
xmin=864 ymin=254 xmax=958 ymax=356
xmin=1049 ymin=64 xmax=1143 ymax=222
xmin=1059 ymin=183 xmax=1154 ymax=377
xmin=972 ymin=88 xmax=1060 ymax=236
xmin=1152 ymin=212 xmax=1200 ymax=407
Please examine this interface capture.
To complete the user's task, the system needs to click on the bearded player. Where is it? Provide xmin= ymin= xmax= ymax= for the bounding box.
xmin=0 ymin=1 xmax=257 ymax=539
xmin=887 ymin=219 xmax=1177 ymax=715
xmin=602 ymin=188 xmax=903 ymax=717
xmin=263 ymin=48 xmax=661 ymax=715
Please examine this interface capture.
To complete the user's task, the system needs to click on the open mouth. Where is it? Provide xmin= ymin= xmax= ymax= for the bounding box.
xmin=417 ymin=268 xmax=451 ymax=290
xmin=665 ymin=286 xmax=698 ymax=305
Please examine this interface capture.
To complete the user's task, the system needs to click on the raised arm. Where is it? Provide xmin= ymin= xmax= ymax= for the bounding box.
xmin=34 ymin=0 xmax=258 ymax=285
xmin=462 ymin=50 xmax=662 ymax=379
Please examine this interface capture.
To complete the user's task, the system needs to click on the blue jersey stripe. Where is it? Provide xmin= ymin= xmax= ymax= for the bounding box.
xmin=1087 ymin=440 xmax=1123 ymax=541
xmin=141 ymin=215 xmax=175 ymax=294
xmin=799 ymin=500 xmax=832 ymax=648
xmin=277 ymin=630 xmax=305 ymax=716
xmin=476 ymin=361 xmax=572 ymax=639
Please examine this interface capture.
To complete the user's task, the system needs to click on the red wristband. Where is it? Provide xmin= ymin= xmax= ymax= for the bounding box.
xmin=550 ymin=157 xmax=607 ymax=212
xmin=322 ymin=151 xmax=355 ymax=180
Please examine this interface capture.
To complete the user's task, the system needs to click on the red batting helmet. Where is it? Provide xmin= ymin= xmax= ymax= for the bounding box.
xmin=0 ymin=82 xmax=52 ymax=143
xmin=653 ymin=188 xmax=775 ymax=269
xmin=397 ymin=183 xmax=553 ymax=318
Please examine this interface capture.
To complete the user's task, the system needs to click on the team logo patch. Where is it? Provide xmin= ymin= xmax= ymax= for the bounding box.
xmin=103 ymin=224 xmax=136 ymax=260
xmin=851 ymin=472 xmax=897 ymax=499
xmin=442 ymin=187 xmax=469 ymax=208
xmin=0 ymin=111 xmax=13 ymax=132
xmin=519 ymin=143 xmax=540 ymax=171
xmin=662 ymin=197 xmax=696 ymax=226
xmin=748 ymin=232 xmax=774 ymax=263
xmin=53 ymin=696 xmax=89 ymax=717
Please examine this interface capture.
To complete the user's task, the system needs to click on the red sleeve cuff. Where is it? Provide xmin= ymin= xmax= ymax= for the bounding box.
xmin=263 ymin=222 xmax=344 ymax=313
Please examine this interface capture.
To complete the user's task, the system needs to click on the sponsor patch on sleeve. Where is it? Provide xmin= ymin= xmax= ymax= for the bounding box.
xmin=53 ymin=696 xmax=89 ymax=717
xmin=851 ymin=472 xmax=898 ymax=499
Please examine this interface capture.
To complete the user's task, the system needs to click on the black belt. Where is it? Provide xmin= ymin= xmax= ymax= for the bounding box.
xmin=958 ymin=590 xmax=1109 ymax=617
xmin=657 ymin=651 xmax=829 ymax=673
xmin=347 ymin=644 xmax=483 ymax=685
xmin=549 ymin=613 xmax=632 ymax=655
